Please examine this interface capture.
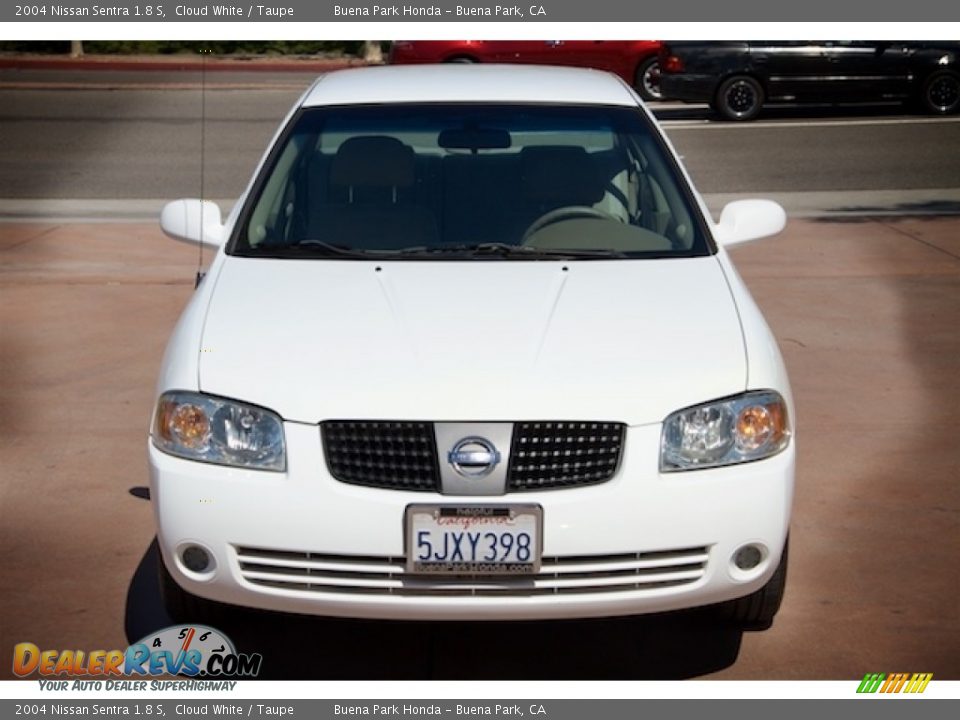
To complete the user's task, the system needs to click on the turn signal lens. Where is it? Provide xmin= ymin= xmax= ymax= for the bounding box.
xmin=736 ymin=405 xmax=775 ymax=452
xmin=168 ymin=404 xmax=210 ymax=449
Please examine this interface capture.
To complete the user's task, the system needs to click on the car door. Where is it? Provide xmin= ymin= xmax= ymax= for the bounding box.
xmin=820 ymin=41 xmax=913 ymax=102
xmin=487 ymin=41 xmax=630 ymax=75
xmin=480 ymin=41 xmax=562 ymax=65
xmin=747 ymin=41 xmax=835 ymax=102
xmin=548 ymin=41 xmax=631 ymax=73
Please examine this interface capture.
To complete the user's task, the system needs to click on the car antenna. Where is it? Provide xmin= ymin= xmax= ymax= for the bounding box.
xmin=195 ymin=46 xmax=209 ymax=289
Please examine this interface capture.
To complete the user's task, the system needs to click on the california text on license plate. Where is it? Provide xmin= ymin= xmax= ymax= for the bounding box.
xmin=405 ymin=505 xmax=543 ymax=575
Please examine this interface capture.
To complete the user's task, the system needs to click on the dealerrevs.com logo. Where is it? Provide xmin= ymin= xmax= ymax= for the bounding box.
xmin=857 ymin=673 xmax=933 ymax=694
xmin=13 ymin=625 xmax=262 ymax=684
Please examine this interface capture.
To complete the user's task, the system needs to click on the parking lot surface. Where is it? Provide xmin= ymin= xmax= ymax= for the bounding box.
xmin=1 ymin=215 xmax=957 ymax=679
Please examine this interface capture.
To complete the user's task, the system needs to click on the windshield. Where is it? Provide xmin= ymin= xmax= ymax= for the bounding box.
xmin=231 ymin=104 xmax=712 ymax=259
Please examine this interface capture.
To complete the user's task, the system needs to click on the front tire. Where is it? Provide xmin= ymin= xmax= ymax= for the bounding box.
xmin=718 ymin=538 xmax=789 ymax=631
xmin=715 ymin=75 xmax=765 ymax=121
xmin=634 ymin=56 xmax=663 ymax=102
xmin=921 ymin=70 xmax=960 ymax=115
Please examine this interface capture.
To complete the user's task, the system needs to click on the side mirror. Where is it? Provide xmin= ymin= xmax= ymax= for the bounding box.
xmin=160 ymin=199 xmax=225 ymax=248
xmin=713 ymin=199 xmax=786 ymax=247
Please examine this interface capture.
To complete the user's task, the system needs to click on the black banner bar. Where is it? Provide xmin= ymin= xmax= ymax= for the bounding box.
xmin=4 ymin=0 xmax=960 ymax=22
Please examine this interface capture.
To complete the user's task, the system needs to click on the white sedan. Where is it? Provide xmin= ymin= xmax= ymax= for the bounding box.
xmin=151 ymin=64 xmax=794 ymax=630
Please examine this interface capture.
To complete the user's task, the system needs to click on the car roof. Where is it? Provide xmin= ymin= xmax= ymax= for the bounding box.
xmin=301 ymin=64 xmax=639 ymax=108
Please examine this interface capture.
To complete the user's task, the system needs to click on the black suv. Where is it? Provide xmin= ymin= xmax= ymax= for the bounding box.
xmin=659 ymin=41 xmax=960 ymax=120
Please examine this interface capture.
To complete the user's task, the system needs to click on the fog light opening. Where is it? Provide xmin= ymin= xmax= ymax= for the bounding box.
xmin=734 ymin=544 xmax=764 ymax=571
xmin=181 ymin=544 xmax=214 ymax=574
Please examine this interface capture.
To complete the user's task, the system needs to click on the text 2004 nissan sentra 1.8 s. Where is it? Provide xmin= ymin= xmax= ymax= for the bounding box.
xmin=151 ymin=65 xmax=794 ymax=630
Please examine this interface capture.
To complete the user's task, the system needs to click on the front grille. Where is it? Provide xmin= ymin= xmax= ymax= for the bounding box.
xmin=321 ymin=421 xmax=440 ymax=492
xmin=322 ymin=420 xmax=626 ymax=492
xmin=236 ymin=545 xmax=709 ymax=597
xmin=507 ymin=422 xmax=625 ymax=490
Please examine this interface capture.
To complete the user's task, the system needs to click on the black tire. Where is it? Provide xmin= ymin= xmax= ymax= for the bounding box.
xmin=715 ymin=75 xmax=765 ymax=121
xmin=920 ymin=70 xmax=960 ymax=115
xmin=444 ymin=56 xmax=477 ymax=64
xmin=719 ymin=538 xmax=789 ymax=631
xmin=634 ymin=56 xmax=663 ymax=102
xmin=158 ymin=554 xmax=232 ymax=625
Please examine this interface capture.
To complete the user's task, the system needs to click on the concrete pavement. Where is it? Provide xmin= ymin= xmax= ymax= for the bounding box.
xmin=1 ymin=215 xmax=958 ymax=679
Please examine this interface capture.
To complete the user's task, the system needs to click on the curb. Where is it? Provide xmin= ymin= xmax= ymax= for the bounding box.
xmin=0 ymin=55 xmax=372 ymax=73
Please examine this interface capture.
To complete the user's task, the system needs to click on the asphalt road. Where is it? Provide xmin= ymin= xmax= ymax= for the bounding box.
xmin=1 ymin=71 xmax=959 ymax=204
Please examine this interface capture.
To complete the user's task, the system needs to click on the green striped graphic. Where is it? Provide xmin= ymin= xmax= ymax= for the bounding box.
xmin=857 ymin=673 xmax=886 ymax=693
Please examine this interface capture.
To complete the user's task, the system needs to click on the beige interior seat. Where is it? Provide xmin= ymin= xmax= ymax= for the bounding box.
xmin=316 ymin=136 xmax=438 ymax=250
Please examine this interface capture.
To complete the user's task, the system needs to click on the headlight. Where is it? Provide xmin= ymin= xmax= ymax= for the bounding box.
xmin=152 ymin=391 xmax=286 ymax=472
xmin=660 ymin=390 xmax=790 ymax=472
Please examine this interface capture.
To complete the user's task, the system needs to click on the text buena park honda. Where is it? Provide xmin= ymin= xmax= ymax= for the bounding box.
xmin=334 ymin=5 xmax=547 ymax=17
xmin=335 ymin=705 xmax=545 ymax=716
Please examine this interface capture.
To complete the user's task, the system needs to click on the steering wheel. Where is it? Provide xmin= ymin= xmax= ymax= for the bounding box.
xmin=521 ymin=205 xmax=618 ymax=244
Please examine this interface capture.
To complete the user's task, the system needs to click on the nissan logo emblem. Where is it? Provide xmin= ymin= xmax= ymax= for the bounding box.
xmin=448 ymin=437 xmax=501 ymax=478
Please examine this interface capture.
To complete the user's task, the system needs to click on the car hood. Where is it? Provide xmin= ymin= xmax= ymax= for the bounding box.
xmin=198 ymin=256 xmax=746 ymax=426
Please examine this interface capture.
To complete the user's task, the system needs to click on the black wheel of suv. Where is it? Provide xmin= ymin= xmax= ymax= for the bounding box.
xmin=715 ymin=75 xmax=764 ymax=121
xmin=719 ymin=538 xmax=789 ymax=631
xmin=158 ymin=553 xmax=231 ymax=625
xmin=634 ymin=56 xmax=663 ymax=102
xmin=444 ymin=56 xmax=477 ymax=64
xmin=921 ymin=71 xmax=960 ymax=115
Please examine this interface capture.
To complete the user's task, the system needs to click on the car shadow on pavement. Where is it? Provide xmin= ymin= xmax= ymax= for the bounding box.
xmin=812 ymin=201 xmax=960 ymax=217
xmin=125 ymin=540 xmax=743 ymax=680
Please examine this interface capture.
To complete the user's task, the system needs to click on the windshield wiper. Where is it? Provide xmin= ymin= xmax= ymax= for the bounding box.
xmin=396 ymin=243 xmax=627 ymax=259
xmin=250 ymin=240 xmax=379 ymax=259
xmin=246 ymin=240 xmax=627 ymax=260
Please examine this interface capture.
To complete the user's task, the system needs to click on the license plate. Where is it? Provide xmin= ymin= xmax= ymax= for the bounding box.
xmin=405 ymin=505 xmax=543 ymax=575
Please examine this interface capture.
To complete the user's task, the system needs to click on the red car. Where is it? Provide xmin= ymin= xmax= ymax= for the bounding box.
xmin=389 ymin=41 xmax=665 ymax=101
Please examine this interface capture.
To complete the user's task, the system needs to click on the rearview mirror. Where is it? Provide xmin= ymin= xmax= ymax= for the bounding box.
xmin=713 ymin=199 xmax=786 ymax=247
xmin=160 ymin=199 xmax=225 ymax=248
xmin=438 ymin=127 xmax=511 ymax=151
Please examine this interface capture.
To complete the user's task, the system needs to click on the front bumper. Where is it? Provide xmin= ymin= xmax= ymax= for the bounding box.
xmin=149 ymin=421 xmax=794 ymax=621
